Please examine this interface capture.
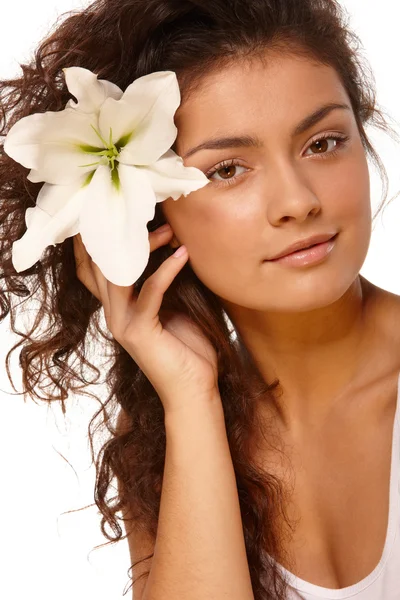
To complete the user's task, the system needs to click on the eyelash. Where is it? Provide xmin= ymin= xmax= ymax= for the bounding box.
xmin=205 ymin=132 xmax=351 ymax=187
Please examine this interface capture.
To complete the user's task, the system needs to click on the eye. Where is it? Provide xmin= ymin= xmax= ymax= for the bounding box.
xmin=206 ymin=159 xmax=248 ymax=185
xmin=204 ymin=133 xmax=350 ymax=188
xmin=304 ymin=133 xmax=350 ymax=159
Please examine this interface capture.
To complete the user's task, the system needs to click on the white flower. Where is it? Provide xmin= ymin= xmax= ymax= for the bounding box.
xmin=4 ymin=67 xmax=209 ymax=286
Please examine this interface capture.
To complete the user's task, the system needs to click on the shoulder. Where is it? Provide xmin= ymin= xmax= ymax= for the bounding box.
xmin=360 ymin=277 xmax=400 ymax=385
xmin=367 ymin=281 xmax=400 ymax=349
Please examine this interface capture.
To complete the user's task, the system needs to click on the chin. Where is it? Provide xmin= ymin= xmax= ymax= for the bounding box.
xmin=254 ymin=270 xmax=359 ymax=313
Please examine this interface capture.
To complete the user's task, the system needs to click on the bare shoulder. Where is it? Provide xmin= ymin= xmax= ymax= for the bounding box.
xmin=356 ymin=277 xmax=400 ymax=409
xmin=366 ymin=279 xmax=400 ymax=348
xmin=115 ymin=407 xmax=155 ymax=600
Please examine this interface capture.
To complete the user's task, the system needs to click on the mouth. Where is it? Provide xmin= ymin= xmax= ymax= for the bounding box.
xmin=292 ymin=237 xmax=332 ymax=253
xmin=264 ymin=233 xmax=339 ymax=267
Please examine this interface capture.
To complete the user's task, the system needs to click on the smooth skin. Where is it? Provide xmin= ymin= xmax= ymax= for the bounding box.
xmin=74 ymin=227 xmax=255 ymax=600
xmin=74 ymin=227 xmax=220 ymax=414
xmin=75 ymin=49 xmax=400 ymax=592
xmin=161 ymin=50 xmax=400 ymax=588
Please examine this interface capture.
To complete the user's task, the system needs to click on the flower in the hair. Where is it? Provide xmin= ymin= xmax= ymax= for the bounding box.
xmin=4 ymin=67 xmax=209 ymax=285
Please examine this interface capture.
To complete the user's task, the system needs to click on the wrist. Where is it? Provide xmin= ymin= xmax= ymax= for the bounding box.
xmin=163 ymin=390 xmax=224 ymax=425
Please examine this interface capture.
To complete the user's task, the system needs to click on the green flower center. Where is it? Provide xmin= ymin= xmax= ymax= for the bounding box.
xmin=78 ymin=126 xmax=133 ymax=190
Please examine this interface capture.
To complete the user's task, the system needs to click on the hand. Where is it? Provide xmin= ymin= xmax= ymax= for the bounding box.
xmin=73 ymin=224 xmax=220 ymax=416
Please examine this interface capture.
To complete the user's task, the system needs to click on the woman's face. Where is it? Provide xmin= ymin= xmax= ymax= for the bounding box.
xmin=161 ymin=52 xmax=371 ymax=313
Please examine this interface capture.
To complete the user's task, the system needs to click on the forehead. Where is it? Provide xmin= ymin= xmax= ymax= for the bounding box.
xmin=175 ymin=53 xmax=351 ymax=150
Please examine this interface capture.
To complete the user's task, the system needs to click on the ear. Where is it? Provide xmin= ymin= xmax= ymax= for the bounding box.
xmin=169 ymin=234 xmax=181 ymax=249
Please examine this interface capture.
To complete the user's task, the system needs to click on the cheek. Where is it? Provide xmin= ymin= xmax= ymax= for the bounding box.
xmin=167 ymin=190 xmax=261 ymax=258
xmin=188 ymin=209 xmax=255 ymax=271
xmin=322 ymin=151 xmax=372 ymax=288
xmin=164 ymin=191 xmax=263 ymax=293
xmin=332 ymin=151 xmax=371 ymax=233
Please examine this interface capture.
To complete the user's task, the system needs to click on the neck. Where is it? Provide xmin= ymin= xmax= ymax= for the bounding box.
xmin=224 ymin=275 xmax=382 ymax=433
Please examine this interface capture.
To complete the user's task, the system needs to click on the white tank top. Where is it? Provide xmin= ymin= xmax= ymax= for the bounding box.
xmin=269 ymin=371 xmax=400 ymax=600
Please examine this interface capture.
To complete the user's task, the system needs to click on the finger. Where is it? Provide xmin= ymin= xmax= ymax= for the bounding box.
xmin=74 ymin=224 xmax=173 ymax=297
xmin=100 ymin=225 xmax=176 ymax=326
xmin=91 ymin=225 xmax=176 ymax=328
xmin=73 ymin=234 xmax=101 ymax=301
xmin=74 ymin=223 xmax=177 ymax=331
xmin=134 ymin=245 xmax=188 ymax=320
xmin=90 ymin=260 xmax=112 ymax=325
xmin=105 ymin=277 xmax=136 ymax=333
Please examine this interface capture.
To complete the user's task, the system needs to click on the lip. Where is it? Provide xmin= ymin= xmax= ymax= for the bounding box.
xmin=267 ymin=232 xmax=338 ymax=261
xmin=265 ymin=233 xmax=338 ymax=267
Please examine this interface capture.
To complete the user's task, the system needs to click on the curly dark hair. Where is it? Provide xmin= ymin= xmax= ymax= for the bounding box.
xmin=1 ymin=0 xmax=398 ymax=598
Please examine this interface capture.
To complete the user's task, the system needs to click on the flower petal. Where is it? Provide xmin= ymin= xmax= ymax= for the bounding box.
xmin=63 ymin=67 xmax=123 ymax=114
xmin=79 ymin=164 xmax=157 ymax=286
xmin=139 ymin=149 xmax=210 ymax=202
xmin=12 ymin=178 xmax=85 ymax=273
xmin=100 ymin=71 xmax=180 ymax=165
xmin=4 ymin=108 xmax=102 ymax=185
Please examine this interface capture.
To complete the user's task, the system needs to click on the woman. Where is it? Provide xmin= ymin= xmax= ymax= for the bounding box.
xmin=1 ymin=0 xmax=399 ymax=598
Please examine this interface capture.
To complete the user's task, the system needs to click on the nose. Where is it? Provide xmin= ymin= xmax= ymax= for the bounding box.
xmin=266 ymin=163 xmax=322 ymax=225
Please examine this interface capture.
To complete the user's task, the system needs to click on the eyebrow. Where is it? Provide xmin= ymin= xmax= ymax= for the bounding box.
xmin=182 ymin=102 xmax=351 ymax=159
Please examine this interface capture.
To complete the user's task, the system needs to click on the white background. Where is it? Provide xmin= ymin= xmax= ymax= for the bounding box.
xmin=1 ymin=1 xmax=400 ymax=598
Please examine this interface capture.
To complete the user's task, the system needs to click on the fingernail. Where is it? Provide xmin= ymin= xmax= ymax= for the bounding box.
xmin=173 ymin=245 xmax=187 ymax=258
xmin=157 ymin=224 xmax=172 ymax=233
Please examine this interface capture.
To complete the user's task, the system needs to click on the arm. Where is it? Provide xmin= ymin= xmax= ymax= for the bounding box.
xmin=142 ymin=395 xmax=255 ymax=600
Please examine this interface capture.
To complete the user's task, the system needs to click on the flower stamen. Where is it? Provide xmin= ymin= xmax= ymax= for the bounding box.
xmin=79 ymin=126 xmax=121 ymax=174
